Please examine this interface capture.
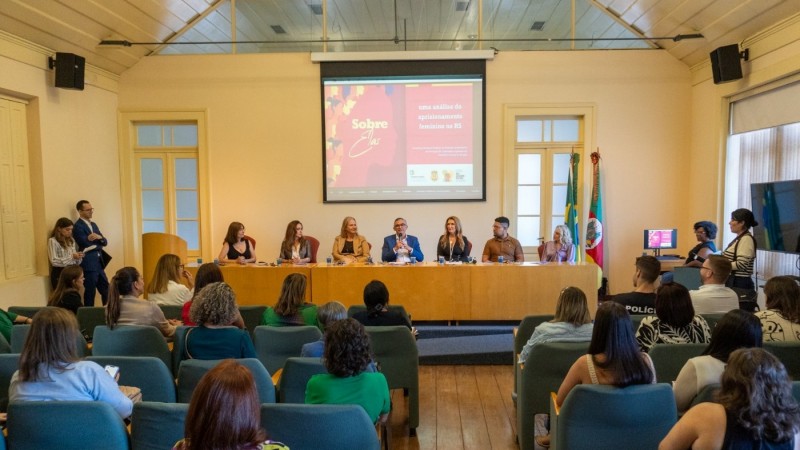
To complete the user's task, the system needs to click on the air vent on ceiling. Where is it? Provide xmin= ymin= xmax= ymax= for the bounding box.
xmin=456 ymin=1 xmax=469 ymax=12
xmin=270 ymin=25 xmax=286 ymax=34
xmin=531 ymin=21 xmax=545 ymax=31
xmin=309 ymin=4 xmax=322 ymax=15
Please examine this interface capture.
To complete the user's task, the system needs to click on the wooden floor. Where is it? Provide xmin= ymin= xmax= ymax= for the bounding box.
xmin=386 ymin=365 xmax=519 ymax=450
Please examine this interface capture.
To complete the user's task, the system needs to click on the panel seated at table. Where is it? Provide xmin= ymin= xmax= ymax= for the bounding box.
xmin=186 ymin=264 xmax=312 ymax=306
xmin=311 ymin=262 xmax=600 ymax=321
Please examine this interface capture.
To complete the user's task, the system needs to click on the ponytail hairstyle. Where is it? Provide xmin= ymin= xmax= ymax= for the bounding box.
xmin=106 ymin=267 xmax=141 ymax=329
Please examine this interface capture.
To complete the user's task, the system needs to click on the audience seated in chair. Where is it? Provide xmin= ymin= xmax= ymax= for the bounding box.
xmin=301 ymin=301 xmax=347 ymax=357
xmin=305 ymin=318 xmax=390 ymax=424
xmin=261 ymin=273 xmax=317 ymax=327
xmin=9 ymin=307 xmax=136 ymax=420
xmin=352 ymin=280 xmax=413 ymax=330
xmin=184 ymin=282 xmax=254 ymax=360
xmin=536 ymin=302 xmax=656 ymax=448
xmin=688 ymin=255 xmax=739 ymax=314
xmin=173 ymin=359 xmax=287 ymax=450
xmin=635 ymin=282 xmax=711 ymax=353
xmin=47 ymin=265 xmax=84 ymax=315
xmin=660 ymin=348 xmax=800 ymax=450
xmin=611 ymin=255 xmax=660 ymax=315
xmin=756 ymin=275 xmax=800 ymax=342
xmin=106 ymin=266 xmax=179 ymax=340
xmin=181 ymin=263 xmax=225 ymax=326
xmin=672 ymin=309 xmax=762 ymax=413
xmin=519 ymin=286 xmax=593 ymax=365
xmin=147 ymin=253 xmax=194 ymax=306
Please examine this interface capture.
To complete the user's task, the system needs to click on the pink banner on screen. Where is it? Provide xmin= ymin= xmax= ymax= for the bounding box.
xmin=405 ymin=83 xmax=473 ymax=164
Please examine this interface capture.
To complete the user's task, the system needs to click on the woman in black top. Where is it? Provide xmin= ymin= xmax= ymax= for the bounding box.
xmin=47 ymin=265 xmax=84 ymax=314
xmin=436 ymin=216 xmax=471 ymax=262
xmin=684 ymin=221 xmax=717 ymax=268
xmin=352 ymin=280 xmax=412 ymax=330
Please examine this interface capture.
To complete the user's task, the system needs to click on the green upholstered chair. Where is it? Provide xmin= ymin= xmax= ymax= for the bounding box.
xmin=260 ymin=404 xmax=379 ymax=450
xmin=158 ymin=304 xmax=183 ymax=321
xmin=92 ymin=325 xmax=171 ymax=369
xmin=7 ymin=401 xmax=131 ymax=450
xmin=0 ymin=353 xmax=20 ymax=412
xmin=253 ymin=325 xmax=322 ymax=375
xmin=176 ymin=358 xmax=275 ymax=404
xmin=0 ymin=333 xmax=10 ymax=354
xmin=7 ymin=306 xmax=43 ymax=318
xmin=516 ymin=341 xmax=589 ymax=450
xmin=513 ymin=314 xmax=554 ymax=404
xmin=793 ymin=381 xmax=800 ymax=403
xmin=278 ymin=357 xmax=327 ymax=403
xmin=365 ymin=325 xmax=419 ymax=435
xmin=170 ymin=326 xmax=193 ymax=376
xmin=550 ymin=384 xmax=677 ymax=450
xmin=700 ymin=313 xmax=726 ymax=330
xmin=76 ymin=306 xmax=106 ymax=342
xmin=238 ymin=305 xmax=267 ymax=337
xmin=673 ymin=266 xmax=703 ymax=291
xmin=87 ymin=356 xmax=176 ymax=403
xmin=130 ymin=401 xmax=188 ymax=450
xmin=764 ymin=341 xmax=800 ymax=380
xmin=10 ymin=324 xmax=89 ymax=356
xmin=649 ymin=343 xmax=707 ymax=383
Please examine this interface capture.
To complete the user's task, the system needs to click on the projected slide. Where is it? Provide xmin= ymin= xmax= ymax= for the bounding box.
xmin=323 ymin=76 xmax=483 ymax=202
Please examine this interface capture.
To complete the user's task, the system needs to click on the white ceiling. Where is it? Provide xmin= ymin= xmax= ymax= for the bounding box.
xmin=0 ymin=0 xmax=797 ymax=75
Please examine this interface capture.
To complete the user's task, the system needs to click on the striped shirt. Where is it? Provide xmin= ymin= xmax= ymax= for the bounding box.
xmin=723 ymin=233 xmax=755 ymax=278
xmin=47 ymin=237 xmax=82 ymax=268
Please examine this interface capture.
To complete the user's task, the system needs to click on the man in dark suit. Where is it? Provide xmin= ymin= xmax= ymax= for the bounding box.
xmin=73 ymin=200 xmax=109 ymax=306
xmin=381 ymin=217 xmax=424 ymax=263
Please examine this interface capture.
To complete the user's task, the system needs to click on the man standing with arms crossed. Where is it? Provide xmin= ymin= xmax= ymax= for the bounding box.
xmin=73 ymin=200 xmax=109 ymax=306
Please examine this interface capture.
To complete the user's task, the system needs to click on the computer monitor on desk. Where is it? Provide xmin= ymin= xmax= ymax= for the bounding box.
xmin=643 ymin=229 xmax=677 ymax=257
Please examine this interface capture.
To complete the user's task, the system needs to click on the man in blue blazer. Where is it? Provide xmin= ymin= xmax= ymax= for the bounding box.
xmin=73 ymin=200 xmax=109 ymax=306
xmin=382 ymin=218 xmax=424 ymax=263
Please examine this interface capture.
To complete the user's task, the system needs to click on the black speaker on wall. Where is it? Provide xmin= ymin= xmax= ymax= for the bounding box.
xmin=48 ymin=52 xmax=85 ymax=90
xmin=710 ymin=44 xmax=743 ymax=85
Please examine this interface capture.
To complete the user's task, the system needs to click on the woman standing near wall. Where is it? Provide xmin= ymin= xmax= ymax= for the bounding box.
xmin=48 ymin=217 xmax=83 ymax=289
xmin=723 ymin=208 xmax=758 ymax=290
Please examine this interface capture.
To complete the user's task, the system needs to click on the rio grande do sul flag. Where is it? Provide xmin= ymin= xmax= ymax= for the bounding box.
xmin=585 ymin=151 xmax=604 ymax=271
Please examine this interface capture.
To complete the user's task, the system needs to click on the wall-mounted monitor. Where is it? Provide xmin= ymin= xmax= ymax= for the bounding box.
xmin=320 ymin=60 xmax=485 ymax=203
xmin=644 ymin=229 xmax=678 ymax=252
xmin=751 ymin=179 xmax=800 ymax=255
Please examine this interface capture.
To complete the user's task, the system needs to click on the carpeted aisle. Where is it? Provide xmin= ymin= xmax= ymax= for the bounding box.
xmin=415 ymin=325 xmax=515 ymax=365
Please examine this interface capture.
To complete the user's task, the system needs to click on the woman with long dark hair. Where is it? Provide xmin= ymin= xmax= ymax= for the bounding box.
xmin=181 ymin=262 xmax=225 ymax=326
xmin=173 ymin=360 xmax=287 ymax=450
xmin=672 ymin=309 xmax=762 ymax=413
xmin=723 ymin=208 xmax=758 ymax=290
xmin=352 ymin=279 xmax=412 ymax=329
xmin=635 ymin=282 xmax=711 ymax=352
xmin=218 ymin=221 xmax=257 ymax=265
xmin=106 ymin=267 xmax=178 ymax=339
xmin=47 ymin=217 xmax=83 ymax=289
xmin=47 ymin=265 xmax=84 ymax=314
xmin=660 ymin=348 xmax=800 ymax=450
xmin=756 ymin=276 xmax=800 ymax=342
xmin=279 ymin=220 xmax=311 ymax=264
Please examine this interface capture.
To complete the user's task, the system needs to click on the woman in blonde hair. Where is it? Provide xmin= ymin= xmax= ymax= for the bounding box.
xmin=541 ymin=224 xmax=576 ymax=263
xmin=437 ymin=216 xmax=471 ymax=262
xmin=147 ymin=253 xmax=194 ymax=306
xmin=332 ymin=216 xmax=370 ymax=263
xmin=519 ymin=286 xmax=593 ymax=364
xmin=261 ymin=273 xmax=318 ymax=327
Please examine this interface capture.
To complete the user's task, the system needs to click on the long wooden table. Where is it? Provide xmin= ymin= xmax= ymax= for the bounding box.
xmin=188 ymin=262 xmax=600 ymax=321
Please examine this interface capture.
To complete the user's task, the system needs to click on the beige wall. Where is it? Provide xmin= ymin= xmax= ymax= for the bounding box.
xmin=2 ymin=18 xmax=799 ymax=309
xmin=0 ymin=40 xmax=122 ymax=308
xmin=118 ymin=50 xmax=693 ymax=294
